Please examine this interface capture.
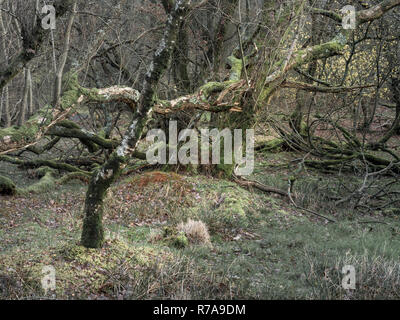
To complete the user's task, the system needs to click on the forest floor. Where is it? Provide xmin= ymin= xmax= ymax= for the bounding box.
xmin=1 ymin=151 xmax=400 ymax=299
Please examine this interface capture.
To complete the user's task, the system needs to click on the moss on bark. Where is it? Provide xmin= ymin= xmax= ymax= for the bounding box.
xmin=0 ymin=175 xmax=16 ymax=195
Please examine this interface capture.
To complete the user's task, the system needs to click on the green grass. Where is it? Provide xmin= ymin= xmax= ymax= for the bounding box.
xmin=1 ymin=153 xmax=400 ymax=299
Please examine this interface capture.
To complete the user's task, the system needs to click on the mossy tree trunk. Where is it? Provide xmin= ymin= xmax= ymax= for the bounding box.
xmin=81 ymin=0 xmax=191 ymax=248
xmin=0 ymin=175 xmax=16 ymax=195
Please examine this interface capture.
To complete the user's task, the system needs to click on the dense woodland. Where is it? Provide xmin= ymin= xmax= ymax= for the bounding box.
xmin=1 ymin=0 xmax=400 ymax=300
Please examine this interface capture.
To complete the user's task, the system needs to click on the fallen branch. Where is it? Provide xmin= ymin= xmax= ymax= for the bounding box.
xmin=0 ymin=155 xmax=91 ymax=175
xmin=232 ymin=175 xmax=288 ymax=197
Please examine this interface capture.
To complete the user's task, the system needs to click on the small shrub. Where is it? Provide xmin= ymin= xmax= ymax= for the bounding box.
xmin=154 ymin=226 xmax=189 ymax=249
xmin=171 ymin=232 xmax=189 ymax=249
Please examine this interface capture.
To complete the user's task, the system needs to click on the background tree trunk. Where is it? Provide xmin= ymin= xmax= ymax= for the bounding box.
xmin=18 ymin=68 xmax=29 ymax=127
xmin=53 ymin=0 xmax=77 ymax=107
xmin=0 ymin=4 xmax=10 ymax=127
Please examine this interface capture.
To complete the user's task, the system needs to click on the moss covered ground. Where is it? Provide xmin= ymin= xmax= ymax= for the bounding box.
xmin=1 ymin=151 xmax=400 ymax=299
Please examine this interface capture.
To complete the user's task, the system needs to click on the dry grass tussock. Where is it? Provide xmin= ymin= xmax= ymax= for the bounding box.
xmin=177 ymin=219 xmax=211 ymax=246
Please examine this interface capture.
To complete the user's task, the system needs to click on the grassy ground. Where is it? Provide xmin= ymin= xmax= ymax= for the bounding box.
xmin=1 ymin=152 xmax=400 ymax=300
